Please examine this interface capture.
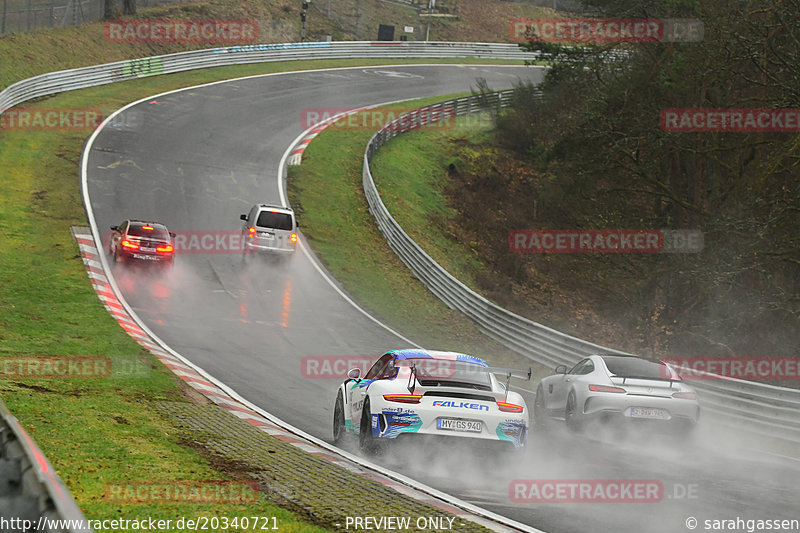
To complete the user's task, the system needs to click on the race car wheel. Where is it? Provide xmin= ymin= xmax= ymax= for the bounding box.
xmin=333 ymin=390 xmax=346 ymax=444
xmin=359 ymin=398 xmax=380 ymax=454
xmin=533 ymin=385 xmax=549 ymax=431
xmin=565 ymin=391 xmax=582 ymax=432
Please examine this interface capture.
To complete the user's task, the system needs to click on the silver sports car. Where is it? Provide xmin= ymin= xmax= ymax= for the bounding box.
xmin=534 ymin=354 xmax=699 ymax=432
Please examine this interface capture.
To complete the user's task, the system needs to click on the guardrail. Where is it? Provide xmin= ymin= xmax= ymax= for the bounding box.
xmin=0 ymin=397 xmax=90 ymax=532
xmin=361 ymin=91 xmax=800 ymax=444
xmin=0 ymin=41 xmax=540 ymax=113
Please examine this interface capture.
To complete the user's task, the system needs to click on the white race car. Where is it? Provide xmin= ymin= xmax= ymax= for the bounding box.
xmin=534 ymin=354 xmax=700 ymax=433
xmin=332 ymin=349 xmax=531 ymax=452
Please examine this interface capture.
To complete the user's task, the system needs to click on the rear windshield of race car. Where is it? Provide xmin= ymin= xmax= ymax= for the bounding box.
xmin=256 ymin=211 xmax=293 ymax=230
xmin=602 ymin=355 xmax=667 ymax=379
xmin=401 ymin=358 xmax=492 ymax=390
xmin=128 ymin=223 xmax=170 ymax=240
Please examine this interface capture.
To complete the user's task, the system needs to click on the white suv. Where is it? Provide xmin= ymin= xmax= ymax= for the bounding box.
xmin=240 ymin=204 xmax=298 ymax=254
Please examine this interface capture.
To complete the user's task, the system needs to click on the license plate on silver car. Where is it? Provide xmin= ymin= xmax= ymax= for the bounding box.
xmin=437 ymin=418 xmax=482 ymax=433
xmin=630 ymin=407 xmax=669 ymax=419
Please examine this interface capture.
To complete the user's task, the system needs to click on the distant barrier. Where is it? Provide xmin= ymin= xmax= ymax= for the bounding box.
xmin=0 ymin=397 xmax=90 ymax=532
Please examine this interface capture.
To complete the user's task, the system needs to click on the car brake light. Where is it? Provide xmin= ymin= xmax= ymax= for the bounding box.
xmin=248 ymin=227 xmax=256 ymax=238
xmin=156 ymin=244 xmax=174 ymax=254
xmin=142 ymin=225 xmax=153 ymax=230
xmin=290 ymin=233 xmax=298 ymax=244
xmin=383 ymin=394 xmax=422 ymax=404
xmin=589 ymin=384 xmax=626 ymax=393
xmin=672 ymin=392 xmax=696 ymax=400
xmin=497 ymin=401 xmax=524 ymax=413
xmin=121 ymin=239 xmax=138 ymax=250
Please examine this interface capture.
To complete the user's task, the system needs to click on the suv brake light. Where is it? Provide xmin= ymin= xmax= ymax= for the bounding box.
xmin=290 ymin=233 xmax=298 ymax=244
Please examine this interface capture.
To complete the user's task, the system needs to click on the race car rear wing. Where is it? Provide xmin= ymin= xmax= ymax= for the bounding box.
xmin=486 ymin=366 xmax=532 ymax=381
xmin=487 ymin=366 xmax=532 ymax=402
xmin=405 ymin=362 xmax=532 ymax=398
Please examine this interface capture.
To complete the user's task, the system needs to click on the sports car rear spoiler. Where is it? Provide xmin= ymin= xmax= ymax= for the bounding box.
xmin=487 ymin=366 xmax=532 ymax=402
xmin=405 ymin=364 xmax=532 ymax=397
xmin=612 ymin=375 xmax=681 ymax=388
xmin=486 ymin=366 xmax=533 ymax=381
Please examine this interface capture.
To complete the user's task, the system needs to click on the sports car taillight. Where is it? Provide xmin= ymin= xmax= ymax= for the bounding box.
xmin=383 ymin=394 xmax=422 ymax=404
xmin=121 ymin=239 xmax=139 ymax=250
xmin=156 ymin=244 xmax=174 ymax=254
xmin=497 ymin=401 xmax=524 ymax=413
xmin=672 ymin=392 xmax=696 ymax=400
xmin=589 ymin=384 xmax=626 ymax=393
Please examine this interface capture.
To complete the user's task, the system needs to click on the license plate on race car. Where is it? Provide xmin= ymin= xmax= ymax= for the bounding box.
xmin=437 ymin=418 xmax=482 ymax=433
xmin=140 ymin=246 xmax=156 ymax=252
xmin=630 ymin=407 xmax=669 ymax=419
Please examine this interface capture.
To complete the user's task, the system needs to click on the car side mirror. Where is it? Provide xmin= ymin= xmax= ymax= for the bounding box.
xmin=295 ymin=219 xmax=300 ymax=228
xmin=169 ymin=232 xmax=176 ymax=238
xmin=555 ymin=365 xmax=567 ymax=374
xmin=347 ymin=368 xmax=361 ymax=380
xmin=240 ymin=214 xmax=247 ymax=221
xmin=110 ymin=225 xmax=118 ymax=231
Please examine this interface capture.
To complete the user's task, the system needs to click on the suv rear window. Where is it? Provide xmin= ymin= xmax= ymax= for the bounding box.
xmin=256 ymin=211 xmax=293 ymax=230
xmin=602 ymin=356 xmax=665 ymax=379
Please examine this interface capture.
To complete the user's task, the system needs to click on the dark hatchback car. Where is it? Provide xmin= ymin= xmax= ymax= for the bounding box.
xmin=109 ymin=220 xmax=176 ymax=267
